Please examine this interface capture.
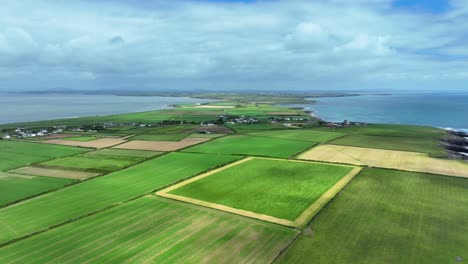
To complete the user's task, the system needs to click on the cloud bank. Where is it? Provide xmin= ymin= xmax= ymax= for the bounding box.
xmin=1 ymin=0 xmax=467 ymax=91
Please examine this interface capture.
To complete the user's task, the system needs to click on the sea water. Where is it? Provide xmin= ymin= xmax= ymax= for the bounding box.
xmin=0 ymin=94 xmax=214 ymax=125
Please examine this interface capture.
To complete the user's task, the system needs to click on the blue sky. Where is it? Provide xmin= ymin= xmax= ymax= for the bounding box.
xmin=1 ymin=0 xmax=467 ymax=91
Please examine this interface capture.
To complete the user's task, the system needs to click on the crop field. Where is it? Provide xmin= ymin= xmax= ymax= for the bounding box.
xmin=9 ymin=166 xmax=99 ymax=180
xmin=160 ymin=158 xmax=358 ymax=226
xmin=183 ymin=135 xmax=316 ymax=158
xmin=0 ymin=196 xmax=297 ymax=263
xmin=114 ymin=137 xmax=210 ymax=151
xmin=39 ymin=154 xmax=142 ymax=173
xmin=246 ymin=129 xmax=345 ymax=143
xmin=278 ymin=168 xmax=468 ymax=264
xmin=329 ymin=134 xmax=445 ymax=157
xmin=44 ymin=137 xmax=128 ymax=149
xmin=311 ymin=124 xmax=446 ymax=138
xmin=85 ymin=148 xmax=162 ymax=158
xmin=62 ymin=136 xmax=98 ymax=142
xmin=130 ymin=133 xmax=189 ymax=141
xmin=0 ymin=152 xmax=242 ymax=244
xmin=0 ymin=141 xmax=87 ymax=171
xmin=0 ymin=172 xmax=74 ymax=206
xmin=298 ymin=144 xmax=468 ymax=178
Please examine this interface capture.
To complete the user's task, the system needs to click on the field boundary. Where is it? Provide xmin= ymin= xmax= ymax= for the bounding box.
xmin=157 ymin=157 xmax=361 ymax=228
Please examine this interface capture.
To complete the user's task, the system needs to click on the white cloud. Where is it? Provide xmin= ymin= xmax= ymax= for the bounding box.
xmin=0 ymin=0 xmax=467 ymax=91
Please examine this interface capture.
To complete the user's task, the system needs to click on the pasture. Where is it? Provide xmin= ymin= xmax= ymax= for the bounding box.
xmin=39 ymin=154 xmax=142 ymax=173
xmin=182 ymin=135 xmax=316 ymax=158
xmin=246 ymin=129 xmax=345 ymax=143
xmin=0 ymin=196 xmax=297 ymax=263
xmin=9 ymin=166 xmax=99 ymax=180
xmin=0 ymin=153 xmax=242 ymax=244
xmin=130 ymin=133 xmax=189 ymax=141
xmin=298 ymin=145 xmax=468 ymax=178
xmin=114 ymin=137 xmax=210 ymax=151
xmin=0 ymin=172 xmax=74 ymax=206
xmin=161 ymin=158 xmax=357 ymax=226
xmin=278 ymin=168 xmax=468 ymax=264
xmin=0 ymin=141 xmax=87 ymax=171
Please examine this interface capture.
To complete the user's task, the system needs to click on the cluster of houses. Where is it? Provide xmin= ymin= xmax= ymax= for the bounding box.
xmin=218 ymin=115 xmax=258 ymax=125
xmin=2 ymin=127 xmax=64 ymax=140
xmin=321 ymin=120 xmax=366 ymax=129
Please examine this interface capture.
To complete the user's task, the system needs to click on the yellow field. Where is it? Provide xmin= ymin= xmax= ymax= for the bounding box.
xmin=9 ymin=166 xmax=99 ymax=180
xmin=298 ymin=145 xmax=468 ymax=178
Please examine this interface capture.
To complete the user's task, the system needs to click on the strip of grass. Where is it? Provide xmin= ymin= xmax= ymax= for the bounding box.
xmin=246 ymin=129 xmax=345 ymax=143
xmin=62 ymin=136 xmax=98 ymax=142
xmin=182 ymin=135 xmax=316 ymax=158
xmin=0 ymin=141 xmax=88 ymax=171
xmin=39 ymin=155 xmax=142 ymax=173
xmin=329 ymin=134 xmax=445 ymax=157
xmin=85 ymin=149 xmax=162 ymax=158
xmin=0 ymin=152 xmax=242 ymax=244
xmin=278 ymin=168 xmax=468 ymax=264
xmin=0 ymin=173 xmax=75 ymax=206
xmin=130 ymin=133 xmax=189 ymax=141
xmin=312 ymin=124 xmax=446 ymax=139
xmin=170 ymin=158 xmax=353 ymax=220
xmin=0 ymin=196 xmax=297 ymax=263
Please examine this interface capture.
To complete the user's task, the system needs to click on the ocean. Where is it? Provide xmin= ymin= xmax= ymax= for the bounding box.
xmin=0 ymin=94 xmax=214 ymax=125
xmin=299 ymin=92 xmax=468 ymax=131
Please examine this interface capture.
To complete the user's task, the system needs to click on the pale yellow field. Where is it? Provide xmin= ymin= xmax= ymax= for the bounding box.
xmin=298 ymin=145 xmax=468 ymax=178
xmin=113 ymin=137 xmax=210 ymax=151
xmin=44 ymin=138 xmax=127 ymax=149
xmin=9 ymin=166 xmax=99 ymax=180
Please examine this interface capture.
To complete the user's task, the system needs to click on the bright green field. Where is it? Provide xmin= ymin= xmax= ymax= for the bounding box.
xmin=226 ymin=124 xmax=290 ymax=133
xmin=39 ymin=154 xmax=142 ymax=173
xmin=329 ymin=134 xmax=446 ymax=157
xmin=312 ymin=124 xmax=446 ymax=139
xmin=278 ymin=168 xmax=468 ymax=264
xmin=0 ymin=172 xmax=74 ymax=207
xmin=130 ymin=133 xmax=189 ymax=141
xmin=0 ymin=152 xmax=241 ymax=244
xmin=0 ymin=141 xmax=87 ymax=171
xmin=85 ymin=149 xmax=162 ymax=158
xmin=170 ymin=158 xmax=353 ymax=220
xmin=62 ymin=136 xmax=97 ymax=142
xmin=182 ymin=135 xmax=316 ymax=158
xmin=246 ymin=129 xmax=345 ymax=143
xmin=0 ymin=196 xmax=297 ymax=263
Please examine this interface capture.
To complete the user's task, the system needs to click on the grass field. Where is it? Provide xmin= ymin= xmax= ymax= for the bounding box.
xmin=183 ymin=135 xmax=316 ymax=158
xmin=298 ymin=144 xmax=468 ymax=177
xmin=115 ymin=137 xmax=210 ymax=151
xmin=39 ymin=154 xmax=142 ymax=173
xmin=130 ymin=133 xmax=189 ymax=141
xmin=0 ymin=141 xmax=87 ymax=171
xmin=62 ymin=136 xmax=98 ymax=142
xmin=0 ymin=196 xmax=297 ymax=263
xmin=226 ymin=124 xmax=290 ymax=133
xmin=166 ymin=158 xmax=355 ymax=223
xmin=85 ymin=148 xmax=162 ymax=158
xmin=329 ymin=134 xmax=445 ymax=157
xmin=246 ymin=129 xmax=345 ymax=143
xmin=0 ymin=153 xmax=242 ymax=244
xmin=9 ymin=166 xmax=99 ymax=180
xmin=311 ymin=124 xmax=446 ymax=138
xmin=0 ymin=172 xmax=74 ymax=206
xmin=277 ymin=168 xmax=468 ymax=264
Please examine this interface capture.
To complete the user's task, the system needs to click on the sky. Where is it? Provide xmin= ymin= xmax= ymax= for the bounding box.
xmin=1 ymin=0 xmax=467 ymax=92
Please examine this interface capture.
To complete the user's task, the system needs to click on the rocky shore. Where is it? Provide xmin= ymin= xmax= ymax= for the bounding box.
xmin=443 ymin=130 xmax=468 ymax=160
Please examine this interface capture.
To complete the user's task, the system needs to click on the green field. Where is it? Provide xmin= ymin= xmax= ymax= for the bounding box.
xmin=130 ymin=133 xmax=189 ymax=141
xmin=0 ymin=152 xmax=242 ymax=244
xmin=39 ymin=154 xmax=142 ymax=173
xmin=0 ymin=141 xmax=88 ymax=171
xmin=85 ymin=149 xmax=162 ymax=158
xmin=246 ymin=129 xmax=345 ymax=143
xmin=226 ymin=124 xmax=290 ymax=133
xmin=170 ymin=158 xmax=353 ymax=220
xmin=0 ymin=172 xmax=74 ymax=207
xmin=62 ymin=136 xmax=98 ymax=142
xmin=312 ymin=124 xmax=446 ymax=138
xmin=0 ymin=196 xmax=297 ymax=263
xmin=183 ymin=135 xmax=316 ymax=158
xmin=278 ymin=168 xmax=468 ymax=264
xmin=329 ymin=134 xmax=446 ymax=157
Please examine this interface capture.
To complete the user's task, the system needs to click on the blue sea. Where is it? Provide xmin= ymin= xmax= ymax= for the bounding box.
xmin=299 ymin=92 xmax=468 ymax=131
xmin=0 ymin=94 xmax=213 ymax=125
